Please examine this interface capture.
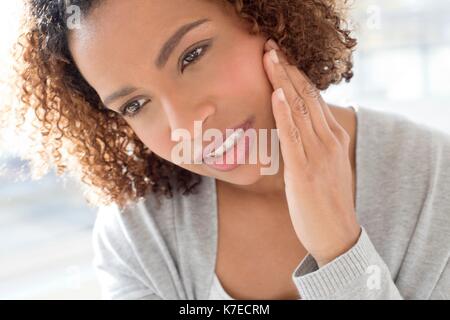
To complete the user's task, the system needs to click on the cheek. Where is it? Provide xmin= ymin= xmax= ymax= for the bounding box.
xmin=214 ymin=47 xmax=272 ymax=111
xmin=217 ymin=52 xmax=258 ymax=93
xmin=132 ymin=124 xmax=174 ymax=160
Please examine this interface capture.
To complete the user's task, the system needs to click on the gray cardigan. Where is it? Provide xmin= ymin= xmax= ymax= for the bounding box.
xmin=91 ymin=106 xmax=450 ymax=299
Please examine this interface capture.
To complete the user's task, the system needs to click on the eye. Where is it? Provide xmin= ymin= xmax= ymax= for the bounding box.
xmin=180 ymin=43 xmax=210 ymax=73
xmin=119 ymin=97 xmax=150 ymax=118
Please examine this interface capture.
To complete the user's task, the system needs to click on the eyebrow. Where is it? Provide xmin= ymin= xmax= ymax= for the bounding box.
xmin=156 ymin=18 xmax=211 ymax=69
xmin=103 ymin=18 xmax=211 ymax=108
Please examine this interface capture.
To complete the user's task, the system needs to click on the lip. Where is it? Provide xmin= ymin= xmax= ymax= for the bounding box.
xmin=197 ymin=116 xmax=255 ymax=163
xmin=202 ymin=116 xmax=254 ymax=171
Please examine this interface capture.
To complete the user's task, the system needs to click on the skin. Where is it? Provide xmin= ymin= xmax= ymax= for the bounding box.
xmin=263 ymin=43 xmax=360 ymax=268
xmin=69 ymin=0 xmax=360 ymax=299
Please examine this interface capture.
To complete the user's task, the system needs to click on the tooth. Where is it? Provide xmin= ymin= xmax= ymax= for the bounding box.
xmin=207 ymin=129 xmax=244 ymax=158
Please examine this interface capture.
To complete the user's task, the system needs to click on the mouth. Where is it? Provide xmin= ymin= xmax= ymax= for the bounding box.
xmin=199 ymin=116 xmax=255 ymax=172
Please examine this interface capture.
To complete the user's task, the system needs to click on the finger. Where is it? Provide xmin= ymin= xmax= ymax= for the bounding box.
xmin=264 ymin=49 xmax=318 ymax=153
xmin=269 ymin=47 xmax=336 ymax=147
xmin=312 ymin=94 xmax=351 ymax=146
xmin=317 ymin=95 xmax=344 ymax=134
xmin=271 ymin=87 xmax=307 ymax=166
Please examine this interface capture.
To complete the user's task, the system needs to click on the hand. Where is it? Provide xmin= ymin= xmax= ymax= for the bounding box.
xmin=262 ymin=39 xmax=361 ymax=267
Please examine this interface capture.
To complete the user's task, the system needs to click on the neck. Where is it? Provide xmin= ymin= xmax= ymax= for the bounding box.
xmin=219 ymin=155 xmax=286 ymax=197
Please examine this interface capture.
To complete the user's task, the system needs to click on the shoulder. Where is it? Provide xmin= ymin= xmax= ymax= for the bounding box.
xmin=93 ymin=183 xmax=189 ymax=254
xmin=91 ymin=176 xmax=216 ymax=299
xmin=355 ymin=106 xmax=450 ymax=178
xmin=354 ymin=105 xmax=450 ymax=213
xmin=354 ymin=106 xmax=450 ymax=285
xmin=92 ymin=174 xmax=215 ymax=265
xmin=93 ymin=190 xmax=174 ymax=247
xmin=91 ymin=189 xmax=184 ymax=299
xmin=91 ymin=193 xmax=176 ymax=277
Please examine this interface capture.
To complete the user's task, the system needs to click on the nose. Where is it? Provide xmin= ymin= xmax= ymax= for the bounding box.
xmin=162 ymin=95 xmax=216 ymax=141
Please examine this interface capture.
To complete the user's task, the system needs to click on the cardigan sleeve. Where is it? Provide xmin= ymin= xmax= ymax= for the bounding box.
xmin=291 ymin=226 xmax=404 ymax=300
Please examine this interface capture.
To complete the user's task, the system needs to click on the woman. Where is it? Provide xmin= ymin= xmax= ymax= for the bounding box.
xmin=6 ymin=0 xmax=449 ymax=299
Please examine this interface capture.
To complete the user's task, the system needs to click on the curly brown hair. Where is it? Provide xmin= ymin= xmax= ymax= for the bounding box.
xmin=1 ymin=0 xmax=356 ymax=210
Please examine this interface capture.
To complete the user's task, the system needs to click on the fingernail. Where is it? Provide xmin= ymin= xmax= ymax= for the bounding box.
xmin=270 ymin=49 xmax=279 ymax=64
xmin=267 ymin=39 xmax=279 ymax=50
xmin=275 ymin=88 xmax=286 ymax=102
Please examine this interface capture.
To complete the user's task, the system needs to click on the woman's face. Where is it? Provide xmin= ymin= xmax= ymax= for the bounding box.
xmin=69 ymin=0 xmax=278 ymax=186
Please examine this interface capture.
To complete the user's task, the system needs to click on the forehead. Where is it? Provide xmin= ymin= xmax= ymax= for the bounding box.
xmin=67 ymin=0 xmax=235 ymax=97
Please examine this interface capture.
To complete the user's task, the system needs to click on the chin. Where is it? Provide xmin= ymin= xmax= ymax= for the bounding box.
xmin=211 ymin=163 xmax=265 ymax=186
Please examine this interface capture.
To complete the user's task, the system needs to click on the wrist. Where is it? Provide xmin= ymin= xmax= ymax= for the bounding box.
xmin=315 ymin=225 xmax=362 ymax=268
